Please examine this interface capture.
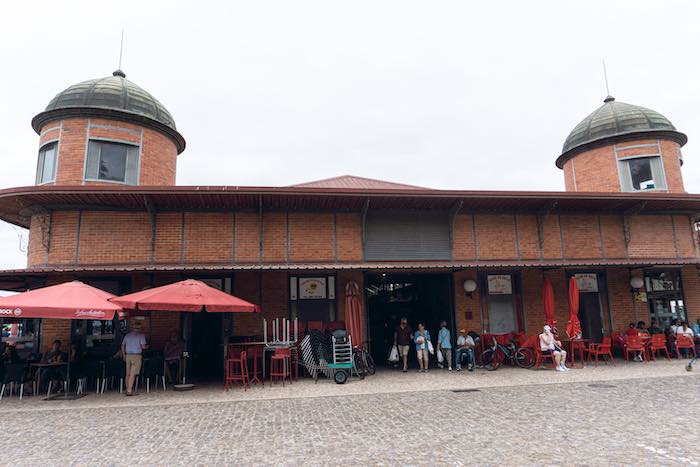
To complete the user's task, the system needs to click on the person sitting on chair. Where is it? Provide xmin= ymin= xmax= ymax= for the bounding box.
xmin=539 ymin=325 xmax=568 ymax=372
xmin=40 ymin=340 xmax=68 ymax=392
xmin=455 ymin=329 xmax=475 ymax=372
xmin=163 ymin=332 xmax=186 ymax=384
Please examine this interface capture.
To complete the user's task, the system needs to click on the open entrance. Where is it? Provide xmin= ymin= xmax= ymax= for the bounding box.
xmin=366 ymin=273 xmax=453 ymax=366
xmin=185 ymin=313 xmax=224 ymax=381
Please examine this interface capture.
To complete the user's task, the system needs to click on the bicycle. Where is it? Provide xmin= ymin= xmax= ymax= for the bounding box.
xmin=352 ymin=347 xmax=376 ymax=377
xmin=481 ymin=337 xmax=534 ymax=370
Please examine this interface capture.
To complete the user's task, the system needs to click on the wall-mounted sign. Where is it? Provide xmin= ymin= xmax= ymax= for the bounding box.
xmin=299 ymin=277 xmax=327 ymax=299
xmin=634 ymin=291 xmax=648 ymax=303
xmin=574 ymin=274 xmax=599 ymax=293
xmin=487 ymin=275 xmax=512 ymax=295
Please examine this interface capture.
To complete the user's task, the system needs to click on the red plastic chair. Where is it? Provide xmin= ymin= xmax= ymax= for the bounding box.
xmin=247 ymin=346 xmax=264 ymax=386
xmin=270 ymin=348 xmax=292 ymax=386
xmin=648 ymin=334 xmax=670 ymax=361
xmin=675 ymin=336 xmax=697 ymax=358
xmin=225 ymin=351 xmax=249 ymax=391
xmin=624 ymin=336 xmax=646 ymax=362
xmin=586 ymin=336 xmax=614 ymax=367
xmin=534 ymin=345 xmax=558 ymax=369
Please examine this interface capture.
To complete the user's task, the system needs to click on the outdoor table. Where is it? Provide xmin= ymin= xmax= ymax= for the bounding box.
xmin=564 ymin=339 xmax=590 ymax=368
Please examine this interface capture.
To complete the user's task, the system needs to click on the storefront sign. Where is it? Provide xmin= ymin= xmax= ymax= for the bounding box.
xmin=299 ymin=277 xmax=327 ymax=299
xmin=574 ymin=274 xmax=599 ymax=293
xmin=0 ymin=308 xmax=22 ymax=316
xmin=487 ymin=275 xmax=512 ymax=295
xmin=634 ymin=291 xmax=648 ymax=302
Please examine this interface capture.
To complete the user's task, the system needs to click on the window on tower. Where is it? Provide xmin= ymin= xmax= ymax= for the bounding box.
xmin=618 ymin=156 xmax=666 ymax=192
xmin=85 ymin=140 xmax=140 ymax=185
xmin=35 ymin=142 xmax=57 ymax=184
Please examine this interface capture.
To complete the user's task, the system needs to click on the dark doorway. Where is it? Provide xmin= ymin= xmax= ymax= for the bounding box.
xmin=189 ymin=313 xmax=224 ymax=381
xmin=579 ymin=293 xmax=604 ymax=342
xmin=366 ymin=273 xmax=453 ymax=366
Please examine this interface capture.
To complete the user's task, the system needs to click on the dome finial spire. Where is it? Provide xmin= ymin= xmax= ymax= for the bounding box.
xmin=602 ymin=60 xmax=612 ymax=101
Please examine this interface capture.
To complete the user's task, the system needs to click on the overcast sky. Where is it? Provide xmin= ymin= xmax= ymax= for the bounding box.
xmin=0 ymin=0 xmax=699 ymax=270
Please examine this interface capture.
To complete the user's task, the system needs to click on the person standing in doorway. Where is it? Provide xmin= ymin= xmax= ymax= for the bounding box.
xmin=394 ymin=317 xmax=412 ymax=373
xmin=121 ymin=321 xmax=148 ymax=396
xmin=437 ymin=320 xmax=452 ymax=371
xmin=414 ymin=323 xmax=431 ymax=373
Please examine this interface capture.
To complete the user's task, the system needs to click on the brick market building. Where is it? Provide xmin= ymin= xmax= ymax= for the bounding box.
xmin=1 ymin=71 xmax=699 ymax=376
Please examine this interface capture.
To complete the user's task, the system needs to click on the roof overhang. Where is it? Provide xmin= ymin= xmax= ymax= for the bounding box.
xmin=3 ymin=185 xmax=700 ymax=228
xmin=32 ymin=107 xmax=186 ymax=154
xmin=556 ymin=129 xmax=688 ymax=169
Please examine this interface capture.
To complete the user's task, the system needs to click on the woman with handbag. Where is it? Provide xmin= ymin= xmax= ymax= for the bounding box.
xmin=414 ymin=323 xmax=431 ymax=373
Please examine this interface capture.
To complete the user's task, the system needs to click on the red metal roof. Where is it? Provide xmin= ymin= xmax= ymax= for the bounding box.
xmin=291 ymin=175 xmax=429 ymax=190
xmin=2 ymin=184 xmax=700 ymax=228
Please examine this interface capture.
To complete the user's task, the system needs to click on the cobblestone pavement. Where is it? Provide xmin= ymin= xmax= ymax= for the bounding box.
xmin=1 ymin=367 xmax=698 ymax=466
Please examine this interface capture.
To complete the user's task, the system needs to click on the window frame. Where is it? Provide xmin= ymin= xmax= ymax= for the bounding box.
xmin=35 ymin=141 xmax=58 ymax=185
xmin=84 ymin=138 xmax=141 ymax=185
xmin=617 ymin=155 xmax=667 ymax=192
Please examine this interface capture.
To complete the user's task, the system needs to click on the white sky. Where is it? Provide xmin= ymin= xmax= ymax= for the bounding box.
xmin=0 ymin=0 xmax=699 ymax=270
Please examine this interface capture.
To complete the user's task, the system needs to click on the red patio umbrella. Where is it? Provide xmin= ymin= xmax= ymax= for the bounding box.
xmin=110 ymin=279 xmax=260 ymax=313
xmin=566 ymin=276 xmax=582 ymax=339
xmin=542 ymin=277 xmax=557 ymax=332
xmin=0 ymin=280 xmax=122 ymax=320
xmin=344 ymin=281 xmax=363 ymax=347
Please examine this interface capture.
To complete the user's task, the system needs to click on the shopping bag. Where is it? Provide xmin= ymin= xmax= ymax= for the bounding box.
xmin=427 ymin=340 xmax=435 ymax=355
xmin=388 ymin=345 xmax=399 ymax=362
xmin=436 ymin=349 xmax=443 ymax=363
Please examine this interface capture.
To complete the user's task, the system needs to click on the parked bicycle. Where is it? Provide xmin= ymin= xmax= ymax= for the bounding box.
xmin=352 ymin=347 xmax=376 ymax=378
xmin=481 ymin=336 xmax=534 ymax=370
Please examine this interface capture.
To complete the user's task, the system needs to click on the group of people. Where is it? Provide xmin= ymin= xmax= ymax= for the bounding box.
xmin=393 ymin=318 xmax=479 ymax=372
xmin=1 ymin=321 xmax=188 ymax=397
xmin=623 ymin=317 xmax=699 ymax=360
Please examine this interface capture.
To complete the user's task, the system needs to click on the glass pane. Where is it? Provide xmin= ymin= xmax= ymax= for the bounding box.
xmin=35 ymin=151 xmax=45 ymax=184
xmin=628 ymin=158 xmax=655 ymax=190
xmin=98 ymin=142 xmax=128 ymax=182
xmin=41 ymin=145 xmax=56 ymax=183
xmin=125 ymin=145 xmax=140 ymax=185
xmin=85 ymin=141 xmax=100 ymax=180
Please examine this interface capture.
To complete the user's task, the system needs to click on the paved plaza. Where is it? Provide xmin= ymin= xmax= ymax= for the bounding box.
xmin=0 ymin=361 xmax=698 ymax=466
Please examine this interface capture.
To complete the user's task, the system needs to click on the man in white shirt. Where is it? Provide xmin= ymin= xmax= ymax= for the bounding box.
xmin=539 ymin=325 xmax=569 ymax=372
xmin=455 ymin=329 xmax=475 ymax=371
xmin=121 ymin=321 xmax=148 ymax=396
xmin=676 ymin=321 xmax=695 ymax=338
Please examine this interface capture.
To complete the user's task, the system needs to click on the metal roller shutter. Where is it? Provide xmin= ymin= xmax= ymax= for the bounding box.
xmin=364 ymin=210 xmax=451 ymax=260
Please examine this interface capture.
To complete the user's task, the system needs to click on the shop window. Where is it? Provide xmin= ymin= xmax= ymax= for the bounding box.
xmin=1 ymin=319 xmax=39 ymax=358
xmin=35 ymin=142 xmax=57 ymax=184
xmin=485 ymin=274 xmax=522 ymax=334
xmin=85 ymin=140 xmax=140 ymax=185
xmin=645 ymin=270 xmax=685 ymax=329
xmin=618 ymin=156 xmax=666 ymax=191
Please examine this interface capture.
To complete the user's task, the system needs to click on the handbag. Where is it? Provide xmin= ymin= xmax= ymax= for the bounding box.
xmin=427 ymin=340 xmax=435 ymax=355
xmin=436 ymin=349 xmax=443 ymax=363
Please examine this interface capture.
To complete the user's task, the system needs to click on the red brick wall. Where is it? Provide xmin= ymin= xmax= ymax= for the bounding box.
xmin=627 ymin=215 xmax=676 ymax=258
xmin=38 ymin=117 xmax=177 ymax=186
xmin=262 ymin=213 xmax=287 ymax=262
xmin=184 ymin=212 xmax=233 ymax=263
xmin=289 ymin=213 xmax=334 ymax=261
xmin=453 ymin=215 xmax=476 ymax=260
xmin=234 ymin=213 xmax=260 ymax=262
xmin=39 ymin=319 xmax=72 ymax=353
xmin=155 ymin=213 xmax=182 ymax=263
xmin=562 ymin=139 xmax=685 ymax=193
xmin=453 ymin=269 xmax=483 ymax=333
xmin=541 ymin=215 xmax=563 ymax=259
xmin=517 ymin=214 xmax=540 ymax=259
xmin=560 ymin=215 xmax=602 ymax=258
xmin=79 ymin=212 xmax=152 ymax=264
xmin=475 ymin=215 xmax=517 ymax=259
xmin=336 ymin=214 xmax=362 ymax=261
xmin=600 ymin=215 xmax=627 ymax=258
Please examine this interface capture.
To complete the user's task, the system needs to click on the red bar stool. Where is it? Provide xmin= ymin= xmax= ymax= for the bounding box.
xmin=247 ymin=346 xmax=264 ymax=387
xmin=269 ymin=348 xmax=292 ymax=387
xmin=225 ymin=351 xmax=249 ymax=391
